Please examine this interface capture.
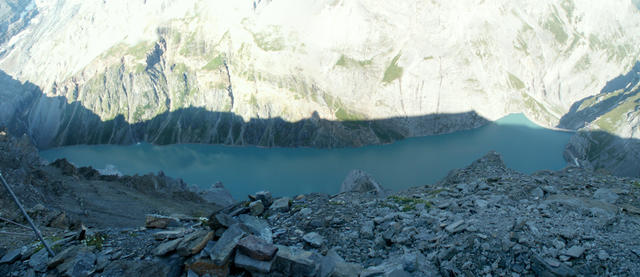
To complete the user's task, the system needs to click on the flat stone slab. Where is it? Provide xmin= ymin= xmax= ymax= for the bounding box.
xmin=153 ymin=228 xmax=187 ymax=241
xmin=237 ymin=235 xmax=278 ymax=261
xmin=563 ymin=245 xmax=585 ymax=258
xmin=145 ymin=214 xmax=180 ymax=229
xmin=153 ymin=238 xmax=183 ymax=256
xmin=210 ymin=224 xmax=247 ymax=265
xmin=271 ymin=197 xmax=291 ymax=212
xmin=177 ymin=230 xmax=214 ymax=257
xmin=303 ymin=232 xmax=325 ymax=248
xmin=238 ymin=214 xmax=273 ymax=243
xmin=187 ymin=259 xmax=230 ymax=277
xmin=273 ymin=245 xmax=318 ymax=277
xmin=234 ymin=252 xmax=273 ymax=273
xmin=48 ymin=246 xmax=83 ymax=269
xmin=28 ymin=248 xmax=50 ymax=272
xmin=445 ymin=220 xmax=466 ymax=233
xmin=249 ymin=200 xmax=265 ymax=216
xmin=0 ymin=248 xmax=22 ymax=264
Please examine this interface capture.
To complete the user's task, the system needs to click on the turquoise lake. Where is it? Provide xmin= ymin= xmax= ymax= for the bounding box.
xmin=40 ymin=114 xmax=574 ymax=199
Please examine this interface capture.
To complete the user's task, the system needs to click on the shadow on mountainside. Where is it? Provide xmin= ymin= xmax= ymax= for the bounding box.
xmin=564 ymin=129 xmax=640 ymax=177
xmin=558 ymin=61 xmax=640 ymax=130
xmin=0 ymin=69 xmax=490 ymax=150
xmin=3 ymin=69 xmax=640 ymax=177
xmin=556 ymin=61 xmax=640 ymax=177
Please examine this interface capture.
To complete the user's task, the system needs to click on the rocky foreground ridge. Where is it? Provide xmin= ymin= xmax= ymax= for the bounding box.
xmin=1 ymin=131 xmax=640 ymax=276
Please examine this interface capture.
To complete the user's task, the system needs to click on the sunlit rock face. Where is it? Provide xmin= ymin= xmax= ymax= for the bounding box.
xmin=0 ymin=0 xmax=639 ymax=148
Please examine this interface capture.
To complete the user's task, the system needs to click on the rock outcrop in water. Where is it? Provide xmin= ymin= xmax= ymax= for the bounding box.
xmin=1 ymin=130 xmax=640 ymax=276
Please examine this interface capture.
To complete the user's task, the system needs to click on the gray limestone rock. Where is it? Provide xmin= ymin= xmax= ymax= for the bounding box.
xmin=210 ymin=224 xmax=248 ymax=265
xmin=273 ymin=245 xmax=319 ymax=277
xmin=445 ymin=220 xmax=466 ymax=234
xmin=153 ymin=228 xmax=188 ymax=241
xmin=303 ymin=232 xmax=325 ymax=248
xmin=360 ymin=220 xmax=374 ymax=239
xmin=27 ymin=248 xmax=49 ymax=272
xmin=153 ymin=238 xmax=183 ymax=256
xmin=271 ymin=197 xmax=291 ymax=213
xmin=145 ymin=214 xmax=180 ymax=229
xmin=531 ymin=187 xmax=544 ymax=199
xmin=58 ymin=250 xmax=97 ymax=277
xmin=238 ymin=214 xmax=273 ymax=243
xmin=0 ymin=248 xmax=22 ymax=264
xmin=531 ymin=254 xmax=577 ymax=277
xmin=249 ymin=200 xmax=265 ymax=216
xmin=234 ymin=252 xmax=274 ymax=273
xmin=238 ymin=235 xmax=278 ymax=261
xmin=563 ymin=245 xmax=585 ymax=258
xmin=177 ymin=230 xmax=215 ymax=257
xmin=340 ymin=170 xmax=384 ymax=194
xmin=254 ymin=191 xmax=274 ymax=207
xmin=593 ymin=188 xmax=619 ymax=204
xmin=209 ymin=213 xmax=238 ymax=230
xmin=199 ymin=182 xmax=235 ymax=207
xmin=48 ymin=246 xmax=82 ymax=269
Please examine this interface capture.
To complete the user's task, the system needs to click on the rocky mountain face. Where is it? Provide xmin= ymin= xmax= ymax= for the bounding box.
xmin=0 ymin=0 xmax=638 ymax=150
xmin=0 ymin=0 xmax=36 ymax=45
xmin=560 ymin=62 xmax=640 ymax=176
xmin=1 ymin=0 xmax=640 ymax=176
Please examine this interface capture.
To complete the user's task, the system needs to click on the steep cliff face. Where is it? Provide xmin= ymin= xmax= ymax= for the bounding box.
xmin=561 ymin=62 xmax=640 ymax=176
xmin=0 ymin=0 xmax=639 ymax=149
xmin=0 ymin=0 xmax=36 ymax=45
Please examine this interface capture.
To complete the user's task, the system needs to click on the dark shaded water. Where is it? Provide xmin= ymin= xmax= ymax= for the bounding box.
xmin=40 ymin=114 xmax=573 ymax=199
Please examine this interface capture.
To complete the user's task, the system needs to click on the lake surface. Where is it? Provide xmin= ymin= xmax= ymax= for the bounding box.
xmin=40 ymin=114 xmax=573 ymax=199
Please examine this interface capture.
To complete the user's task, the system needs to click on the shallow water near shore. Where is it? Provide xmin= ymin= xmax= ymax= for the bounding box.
xmin=40 ymin=114 xmax=573 ymax=199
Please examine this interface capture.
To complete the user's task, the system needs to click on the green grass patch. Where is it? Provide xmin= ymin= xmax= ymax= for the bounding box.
xmin=595 ymin=93 xmax=640 ymax=133
xmin=382 ymin=53 xmax=403 ymax=83
xmin=249 ymin=94 xmax=258 ymax=107
xmin=83 ymin=233 xmax=107 ymax=251
xmin=133 ymin=63 xmax=146 ymax=74
xmin=543 ymin=7 xmax=568 ymax=44
xmin=128 ymin=41 xmax=154 ymax=59
xmin=388 ymin=195 xmax=432 ymax=212
xmin=508 ymin=72 xmax=525 ymax=90
xmin=335 ymin=107 xmax=365 ymax=121
xmin=202 ymin=54 xmax=226 ymax=70
xmin=335 ymin=54 xmax=373 ymax=68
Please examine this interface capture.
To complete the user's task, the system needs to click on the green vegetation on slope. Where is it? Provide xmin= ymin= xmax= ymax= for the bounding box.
xmin=335 ymin=54 xmax=373 ymax=68
xmin=202 ymin=54 xmax=226 ymax=70
xmin=382 ymin=53 xmax=403 ymax=84
xmin=543 ymin=7 xmax=568 ymax=44
xmin=595 ymin=93 xmax=640 ymax=133
xmin=508 ymin=73 xmax=525 ymax=90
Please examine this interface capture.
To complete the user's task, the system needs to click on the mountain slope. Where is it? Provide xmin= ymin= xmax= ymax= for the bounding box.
xmin=0 ymin=0 xmax=639 ymax=150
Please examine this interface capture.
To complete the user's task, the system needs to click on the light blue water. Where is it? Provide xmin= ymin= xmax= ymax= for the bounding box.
xmin=40 ymin=114 xmax=573 ymax=199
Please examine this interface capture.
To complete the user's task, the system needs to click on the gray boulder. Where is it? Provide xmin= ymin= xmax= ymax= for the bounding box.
xmin=199 ymin=182 xmax=235 ymax=207
xmin=271 ymin=197 xmax=291 ymax=213
xmin=593 ymin=188 xmax=619 ymax=204
xmin=340 ymin=170 xmax=384 ymax=194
